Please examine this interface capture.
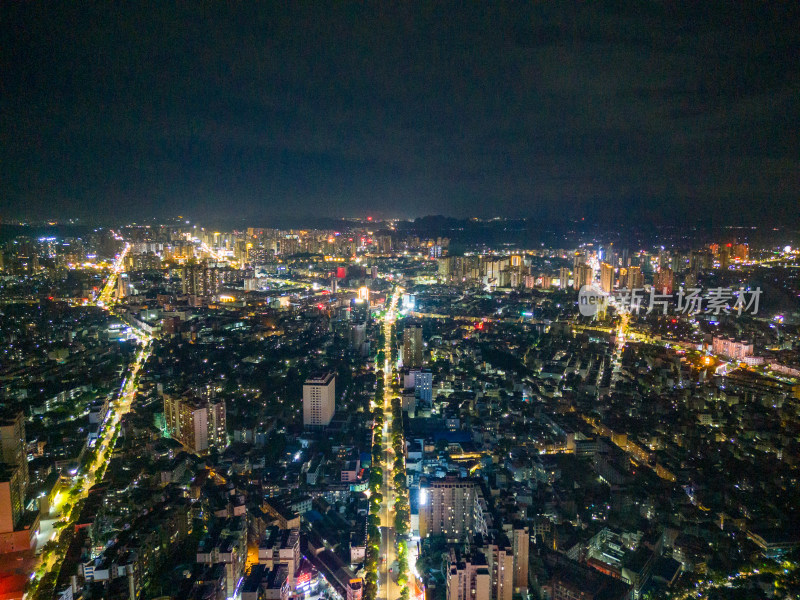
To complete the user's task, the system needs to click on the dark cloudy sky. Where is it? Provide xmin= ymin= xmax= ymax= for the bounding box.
xmin=2 ymin=2 xmax=798 ymax=224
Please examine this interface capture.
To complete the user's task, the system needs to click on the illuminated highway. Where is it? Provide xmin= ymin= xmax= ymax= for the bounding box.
xmin=95 ymin=243 xmax=130 ymax=307
xmin=378 ymin=290 xmax=399 ymax=600
xmin=376 ymin=288 xmax=420 ymax=600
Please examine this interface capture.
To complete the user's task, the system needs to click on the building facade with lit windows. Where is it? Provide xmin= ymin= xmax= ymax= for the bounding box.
xmin=303 ymin=372 xmax=336 ymax=428
xmin=600 ymin=262 xmax=614 ymax=293
xmin=446 ymin=547 xmax=491 ymax=600
xmin=712 ymin=336 xmax=754 ymax=361
xmin=419 ymin=477 xmax=488 ymax=540
xmin=403 ymin=325 xmax=424 ymax=368
xmin=163 ymin=393 xmax=227 ymax=454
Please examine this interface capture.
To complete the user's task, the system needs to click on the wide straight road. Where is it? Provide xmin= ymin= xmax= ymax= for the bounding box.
xmin=377 ymin=290 xmax=401 ymax=600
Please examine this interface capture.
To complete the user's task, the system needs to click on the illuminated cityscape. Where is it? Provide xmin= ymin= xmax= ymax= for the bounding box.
xmin=2 ymin=4 xmax=800 ymax=600
xmin=0 ymin=221 xmax=798 ymax=600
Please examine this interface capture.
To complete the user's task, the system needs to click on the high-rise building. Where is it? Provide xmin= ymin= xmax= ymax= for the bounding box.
xmin=164 ymin=393 xmax=227 ymax=453
xmin=626 ymin=266 xmax=644 ymax=289
xmin=248 ymin=246 xmax=274 ymax=265
xmin=117 ymin=272 xmax=131 ymax=298
xmin=671 ymin=252 xmax=687 ymax=274
xmin=414 ymin=371 xmax=433 ymax=405
xmin=509 ymin=525 xmax=529 ymax=593
xmin=0 ymin=413 xmax=27 ymax=505
xmin=545 ymin=553 xmax=631 ymax=600
xmin=0 ymin=466 xmax=24 ymax=536
xmin=600 ymin=262 xmax=614 ymax=293
xmin=719 ymin=247 xmax=730 ymax=270
xmin=573 ymin=263 xmax=593 ymax=290
xmin=573 ymin=251 xmax=584 ymax=271
xmin=280 ymin=237 xmax=300 ymax=256
xmin=438 ymin=256 xmax=453 ymax=280
xmin=403 ymin=325 xmax=424 ymax=368
xmin=653 ymin=267 xmax=674 ymax=295
xmin=621 ymin=248 xmax=630 ymax=268
xmin=0 ymin=412 xmax=27 ymax=539
xmin=690 ymin=250 xmax=713 ymax=274
xmin=0 ymin=413 xmax=27 ymax=495
xmin=604 ymin=244 xmax=617 ymax=269
xmin=419 ymin=477 xmax=487 ymax=539
xmin=350 ymin=298 xmax=370 ymax=323
xmin=447 ymin=547 xmax=491 ymax=600
xmin=558 ymin=267 xmax=570 ymax=289
xmin=303 ymin=373 xmax=336 ymax=428
xmin=350 ymin=322 xmax=368 ymax=357
xmin=181 ymin=263 xmax=233 ymax=297
xmin=482 ymin=258 xmax=508 ymax=284
xmin=483 ymin=535 xmax=514 ymax=600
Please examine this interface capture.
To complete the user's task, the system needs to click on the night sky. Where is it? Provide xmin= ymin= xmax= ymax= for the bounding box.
xmin=2 ymin=3 xmax=798 ymax=224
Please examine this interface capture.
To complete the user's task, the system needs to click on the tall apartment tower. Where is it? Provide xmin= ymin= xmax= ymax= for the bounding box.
xmin=573 ymin=251 xmax=584 ymax=271
xmin=653 ymin=267 xmax=675 ymax=295
xmin=558 ymin=267 xmax=570 ymax=289
xmin=447 ymin=548 xmax=491 ymax=600
xmin=506 ymin=524 xmax=529 ymax=593
xmin=573 ymin=264 xmax=593 ymax=290
xmin=117 ymin=272 xmax=131 ymax=298
xmin=627 ymin=266 xmax=644 ymax=289
xmin=0 ymin=467 xmax=24 ymax=537
xmin=483 ymin=535 xmax=514 ymax=600
xmin=303 ymin=373 xmax=336 ymax=428
xmin=164 ymin=394 xmax=227 ymax=454
xmin=419 ymin=477 xmax=487 ymax=540
xmin=0 ymin=412 xmax=28 ymax=535
xmin=402 ymin=325 xmax=423 ymax=368
xmin=0 ymin=413 xmax=27 ymax=494
xmin=600 ymin=262 xmax=614 ymax=293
